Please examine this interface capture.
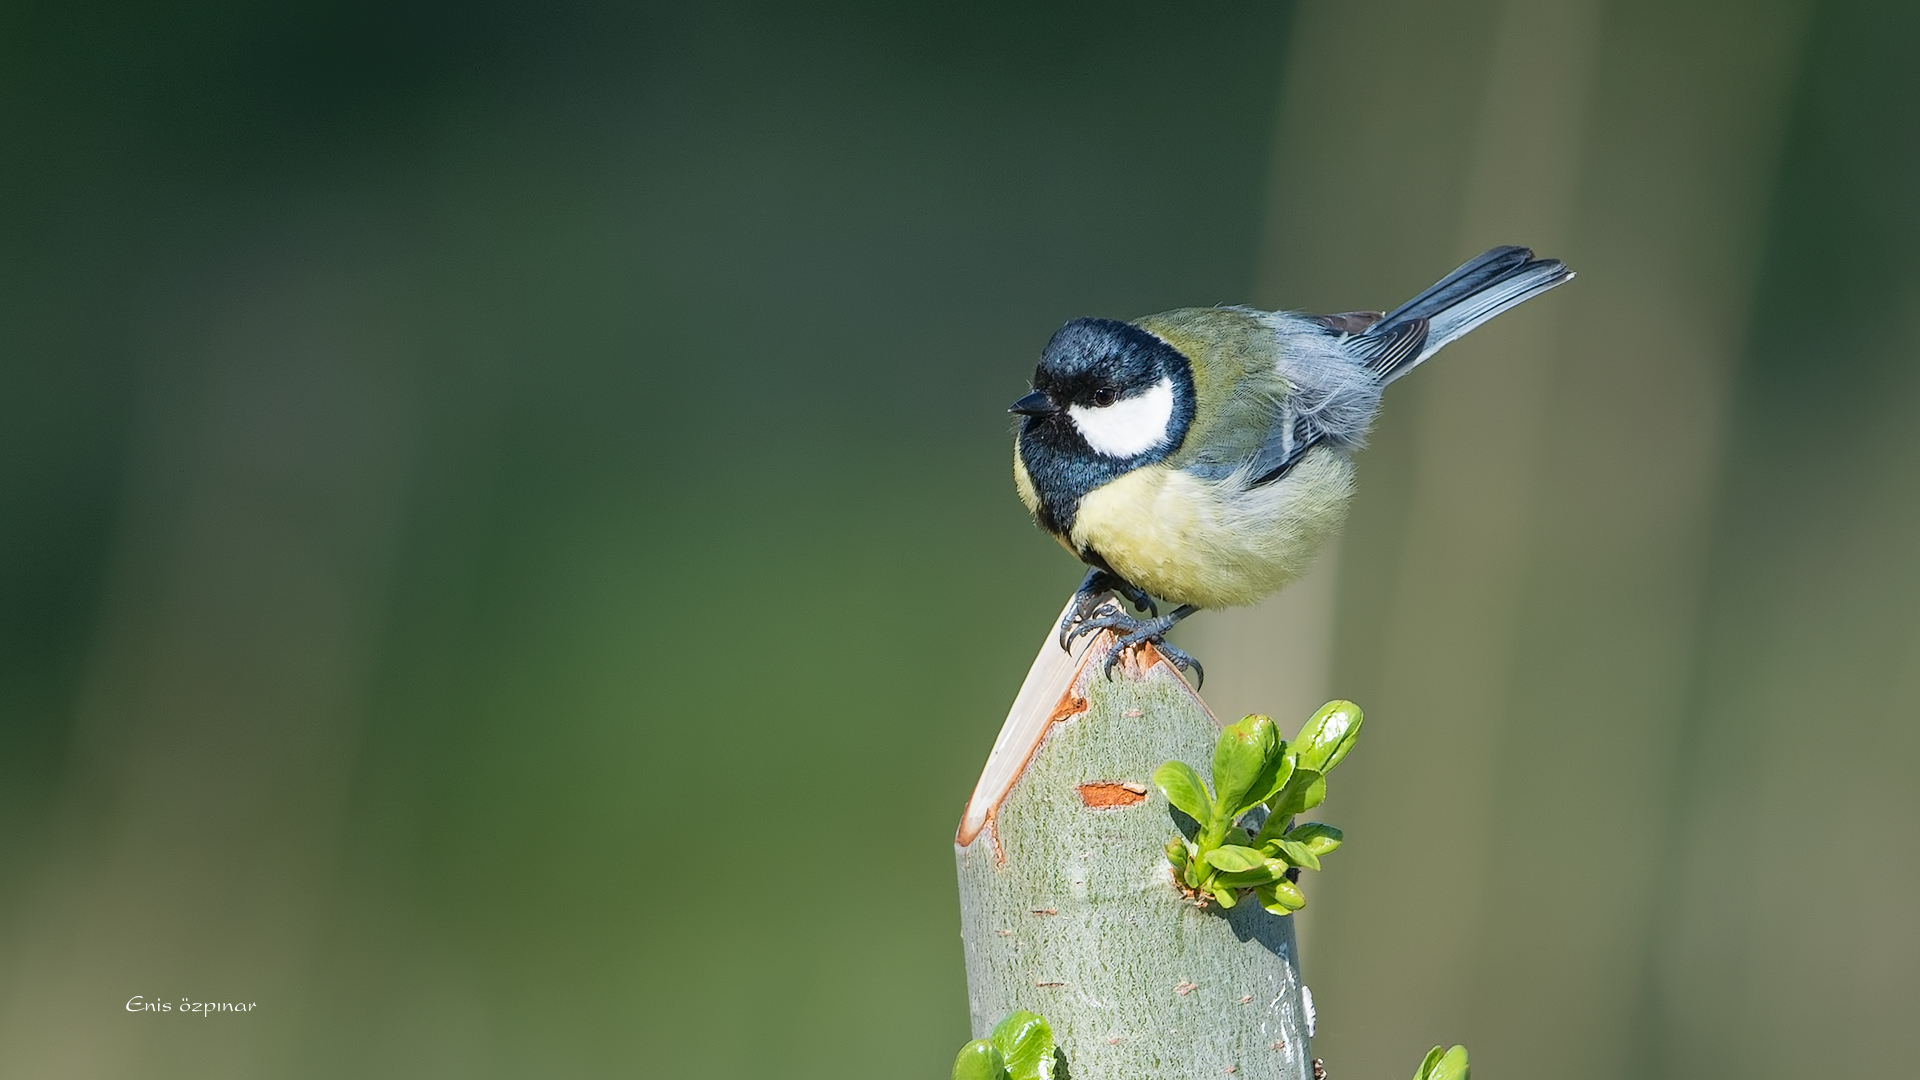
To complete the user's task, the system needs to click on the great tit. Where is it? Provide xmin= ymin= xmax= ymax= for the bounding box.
xmin=1011 ymin=245 xmax=1573 ymax=681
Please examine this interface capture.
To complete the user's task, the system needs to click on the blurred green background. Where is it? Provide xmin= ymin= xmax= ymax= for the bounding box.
xmin=2 ymin=1 xmax=1916 ymax=1077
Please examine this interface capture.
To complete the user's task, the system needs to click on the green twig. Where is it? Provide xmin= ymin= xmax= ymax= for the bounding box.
xmin=1153 ymin=700 xmax=1362 ymax=913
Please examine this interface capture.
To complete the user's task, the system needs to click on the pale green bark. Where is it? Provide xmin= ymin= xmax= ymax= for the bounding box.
xmin=957 ymin=607 xmax=1314 ymax=1079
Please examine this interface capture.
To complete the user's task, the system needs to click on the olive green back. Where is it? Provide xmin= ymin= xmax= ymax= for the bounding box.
xmin=1134 ymin=307 xmax=1291 ymax=473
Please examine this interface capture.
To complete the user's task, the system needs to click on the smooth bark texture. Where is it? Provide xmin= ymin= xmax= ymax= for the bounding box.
xmin=957 ymin=603 xmax=1313 ymax=1080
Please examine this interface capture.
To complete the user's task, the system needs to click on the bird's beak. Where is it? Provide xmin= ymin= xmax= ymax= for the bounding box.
xmin=1009 ymin=390 xmax=1057 ymax=417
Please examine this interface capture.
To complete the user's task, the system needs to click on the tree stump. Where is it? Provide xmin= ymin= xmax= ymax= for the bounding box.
xmin=956 ymin=600 xmax=1315 ymax=1079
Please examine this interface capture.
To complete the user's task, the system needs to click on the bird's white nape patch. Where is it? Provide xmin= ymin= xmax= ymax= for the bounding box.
xmin=1068 ymin=377 xmax=1174 ymax=458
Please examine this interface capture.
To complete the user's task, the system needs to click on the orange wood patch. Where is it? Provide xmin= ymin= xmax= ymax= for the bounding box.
xmin=1076 ymin=782 xmax=1147 ymax=808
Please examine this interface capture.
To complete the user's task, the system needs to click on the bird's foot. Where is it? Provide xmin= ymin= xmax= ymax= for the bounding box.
xmin=1058 ymin=569 xmax=1158 ymax=652
xmin=1063 ymin=604 xmax=1203 ymax=686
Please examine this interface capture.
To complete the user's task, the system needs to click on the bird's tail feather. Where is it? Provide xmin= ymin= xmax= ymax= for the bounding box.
xmin=1363 ymin=246 xmax=1573 ymax=384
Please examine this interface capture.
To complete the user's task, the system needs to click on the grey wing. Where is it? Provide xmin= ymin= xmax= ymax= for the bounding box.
xmin=1243 ymin=246 xmax=1571 ymax=484
xmin=1245 ymin=316 xmax=1410 ymax=485
xmin=1246 ymin=403 xmax=1326 ymax=486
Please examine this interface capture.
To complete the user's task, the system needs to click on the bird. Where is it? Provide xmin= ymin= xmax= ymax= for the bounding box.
xmin=1010 ymin=245 xmax=1573 ymax=683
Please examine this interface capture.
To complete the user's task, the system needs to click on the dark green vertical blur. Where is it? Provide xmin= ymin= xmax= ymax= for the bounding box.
xmin=1638 ymin=3 xmax=1920 ymax=1077
xmin=0 ymin=2 xmax=1291 ymax=1077
xmin=1279 ymin=2 xmax=1920 ymax=1080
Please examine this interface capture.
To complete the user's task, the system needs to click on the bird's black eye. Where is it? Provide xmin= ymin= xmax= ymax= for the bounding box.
xmin=1091 ymin=386 xmax=1119 ymax=408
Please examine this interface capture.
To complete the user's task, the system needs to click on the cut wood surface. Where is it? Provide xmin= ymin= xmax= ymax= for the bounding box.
xmin=956 ymin=602 xmax=1314 ymax=1079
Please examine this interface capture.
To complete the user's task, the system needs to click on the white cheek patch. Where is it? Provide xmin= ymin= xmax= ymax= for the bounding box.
xmin=1068 ymin=376 xmax=1175 ymax=458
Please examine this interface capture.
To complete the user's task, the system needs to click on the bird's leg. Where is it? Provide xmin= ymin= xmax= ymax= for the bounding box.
xmin=1109 ymin=578 xmax=1159 ymax=618
xmin=1057 ymin=569 xmax=1158 ymax=652
xmin=1063 ymin=603 xmax=1204 ymax=686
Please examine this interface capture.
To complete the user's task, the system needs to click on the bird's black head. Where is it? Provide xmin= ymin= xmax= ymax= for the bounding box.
xmin=1010 ymin=317 xmax=1196 ymax=535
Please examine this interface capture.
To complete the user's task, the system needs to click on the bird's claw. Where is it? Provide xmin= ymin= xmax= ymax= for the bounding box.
xmin=1113 ymin=582 xmax=1158 ymax=619
xmin=1057 ymin=571 xmax=1201 ymax=684
xmin=1063 ymin=606 xmax=1133 ymax=653
xmin=1059 ymin=570 xmax=1159 ymax=652
xmin=1112 ymin=636 xmax=1204 ymax=688
xmin=1098 ymin=616 xmax=1204 ymax=688
xmin=1059 ymin=596 xmax=1118 ymax=653
xmin=1063 ymin=605 xmax=1206 ymax=688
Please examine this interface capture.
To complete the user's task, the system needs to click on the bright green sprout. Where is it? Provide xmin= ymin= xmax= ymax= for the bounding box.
xmin=1153 ymin=700 xmax=1362 ymax=913
xmin=1412 ymin=1044 xmax=1469 ymax=1080
xmin=951 ymin=1010 xmax=1059 ymax=1080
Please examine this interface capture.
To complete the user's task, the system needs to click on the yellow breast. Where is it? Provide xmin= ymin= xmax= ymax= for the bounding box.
xmin=1067 ymin=450 xmax=1355 ymax=609
xmin=1013 ymin=445 xmax=1041 ymax=515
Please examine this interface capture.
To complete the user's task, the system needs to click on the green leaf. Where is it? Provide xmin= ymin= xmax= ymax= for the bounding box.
xmin=1268 ymin=768 xmax=1326 ymax=819
xmin=1212 ymin=714 xmax=1279 ymax=820
xmin=1412 ymin=1044 xmax=1468 ymax=1080
xmin=1255 ymin=878 xmax=1306 ymax=914
xmin=952 ymin=1039 xmax=1007 ymax=1080
xmin=1294 ymin=700 xmax=1363 ymax=774
xmin=1181 ymin=857 xmax=1211 ymax=890
xmin=1269 ymin=838 xmax=1321 ymax=872
xmin=1213 ymin=859 xmax=1287 ymax=888
xmin=1202 ymin=845 xmax=1268 ymax=872
xmin=1249 ymin=749 xmax=1296 ymax=811
xmin=1153 ymin=761 xmax=1212 ymax=823
xmin=1210 ymin=882 xmax=1239 ymax=908
xmin=1165 ymin=836 xmax=1192 ymax=869
xmin=1301 ymin=774 xmax=1327 ymax=813
xmin=1302 ymin=774 xmax=1327 ymax=812
xmin=1429 ymin=1045 xmax=1468 ymax=1080
xmin=1285 ymin=822 xmax=1343 ymax=857
xmin=990 ymin=1011 xmax=1054 ymax=1080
